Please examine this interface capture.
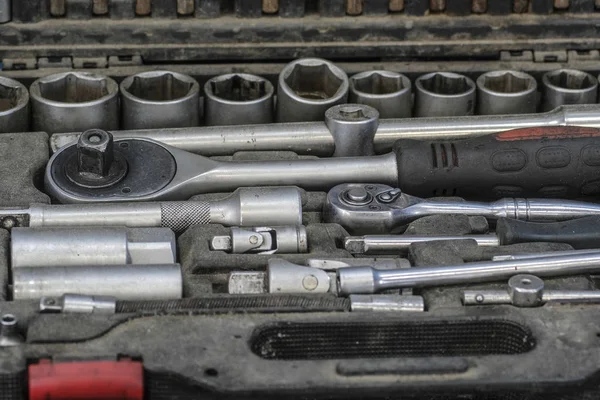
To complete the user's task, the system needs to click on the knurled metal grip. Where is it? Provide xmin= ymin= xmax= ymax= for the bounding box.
xmin=160 ymin=202 xmax=211 ymax=232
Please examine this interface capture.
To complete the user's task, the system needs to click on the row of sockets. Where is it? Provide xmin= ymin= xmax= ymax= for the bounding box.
xmin=0 ymin=58 xmax=599 ymax=135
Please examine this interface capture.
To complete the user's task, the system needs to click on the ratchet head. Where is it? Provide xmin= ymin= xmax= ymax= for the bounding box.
xmin=44 ymin=131 xmax=218 ymax=203
xmin=323 ymin=183 xmax=423 ymax=234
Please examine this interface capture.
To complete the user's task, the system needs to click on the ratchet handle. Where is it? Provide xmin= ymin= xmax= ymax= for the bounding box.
xmin=496 ymin=216 xmax=600 ymax=249
xmin=394 ymin=126 xmax=600 ymax=199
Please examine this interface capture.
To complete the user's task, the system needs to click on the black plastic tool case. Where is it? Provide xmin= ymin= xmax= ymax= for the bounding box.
xmin=4 ymin=1 xmax=600 ymax=399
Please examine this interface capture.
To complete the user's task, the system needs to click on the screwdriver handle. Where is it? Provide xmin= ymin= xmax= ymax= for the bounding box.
xmin=496 ymin=216 xmax=600 ymax=249
xmin=394 ymin=126 xmax=600 ymax=199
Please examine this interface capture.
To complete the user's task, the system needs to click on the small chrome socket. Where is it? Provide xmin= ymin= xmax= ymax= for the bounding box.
xmin=120 ymin=70 xmax=200 ymax=130
xmin=477 ymin=70 xmax=538 ymax=115
xmin=204 ymin=73 xmax=274 ymax=126
xmin=349 ymin=71 xmax=412 ymax=118
xmin=542 ymin=69 xmax=598 ymax=112
xmin=415 ymin=72 xmax=476 ymax=117
xmin=276 ymin=58 xmax=349 ymax=122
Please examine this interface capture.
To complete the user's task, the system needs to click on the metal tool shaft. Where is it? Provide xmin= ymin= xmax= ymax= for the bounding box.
xmin=52 ymin=123 xmax=335 ymax=156
xmin=51 ymin=104 xmax=600 ymax=156
xmin=179 ymin=153 xmax=397 ymax=194
xmin=344 ymin=235 xmax=500 ymax=254
xmin=463 ymin=289 xmax=600 ymax=306
xmin=40 ymin=294 xmax=117 ymax=314
xmin=0 ymin=187 xmax=302 ymax=231
xmin=463 ymin=273 xmax=600 ymax=306
xmin=390 ymin=198 xmax=600 ymax=224
xmin=348 ymin=295 xmax=425 ymax=312
xmin=493 ymin=249 xmax=600 ymax=261
xmin=337 ymin=251 xmax=600 ymax=295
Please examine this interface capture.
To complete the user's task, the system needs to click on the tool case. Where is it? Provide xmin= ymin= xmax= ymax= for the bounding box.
xmin=4 ymin=1 xmax=600 ymax=399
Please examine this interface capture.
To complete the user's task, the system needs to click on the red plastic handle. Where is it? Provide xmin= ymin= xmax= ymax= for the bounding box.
xmin=29 ymin=359 xmax=143 ymax=400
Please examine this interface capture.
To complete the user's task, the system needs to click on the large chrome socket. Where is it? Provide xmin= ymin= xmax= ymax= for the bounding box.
xmin=414 ymin=72 xmax=476 ymax=117
xmin=120 ymin=70 xmax=200 ymax=130
xmin=12 ymin=264 xmax=183 ymax=300
xmin=0 ymin=77 xmax=29 ymax=133
xmin=349 ymin=71 xmax=412 ymax=118
xmin=11 ymin=227 xmax=177 ymax=268
xmin=276 ymin=58 xmax=349 ymax=122
xmin=542 ymin=69 xmax=598 ymax=112
xmin=204 ymin=73 xmax=274 ymax=126
xmin=30 ymin=72 xmax=119 ymax=134
xmin=476 ymin=70 xmax=538 ymax=115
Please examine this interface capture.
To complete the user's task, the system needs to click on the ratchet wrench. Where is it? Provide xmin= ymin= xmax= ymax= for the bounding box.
xmin=46 ymin=126 xmax=600 ymax=203
xmin=45 ymin=129 xmax=396 ymax=203
xmin=325 ymin=183 xmax=600 ymax=234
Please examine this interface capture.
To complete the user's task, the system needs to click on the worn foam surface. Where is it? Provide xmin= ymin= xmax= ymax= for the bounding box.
xmin=0 ymin=132 xmax=50 ymax=207
xmin=178 ymin=223 xmax=351 ymax=296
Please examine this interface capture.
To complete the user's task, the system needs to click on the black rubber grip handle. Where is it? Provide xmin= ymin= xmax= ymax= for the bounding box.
xmin=496 ymin=217 xmax=600 ymax=249
xmin=394 ymin=126 xmax=600 ymax=199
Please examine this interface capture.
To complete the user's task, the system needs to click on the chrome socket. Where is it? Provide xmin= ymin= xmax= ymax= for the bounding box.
xmin=414 ymin=72 xmax=476 ymax=117
xmin=30 ymin=72 xmax=119 ymax=134
xmin=476 ymin=70 xmax=538 ymax=115
xmin=0 ymin=77 xmax=29 ymax=133
xmin=11 ymin=227 xmax=177 ymax=268
xmin=349 ymin=71 xmax=412 ymax=118
xmin=542 ymin=69 xmax=598 ymax=112
xmin=0 ymin=315 xmax=23 ymax=347
xmin=204 ymin=73 xmax=274 ymax=126
xmin=276 ymin=58 xmax=349 ymax=122
xmin=12 ymin=264 xmax=183 ymax=300
xmin=325 ymin=103 xmax=379 ymax=157
xmin=120 ymin=70 xmax=200 ymax=129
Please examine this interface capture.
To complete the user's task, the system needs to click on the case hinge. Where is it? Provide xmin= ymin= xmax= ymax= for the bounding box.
xmin=499 ymin=50 xmax=534 ymax=62
xmin=2 ymin=58 xmax=37 ymax=70
xmin=533 ymin=50 xmax=568 ymax=62
xmin=567 ymin=49 xmax=600 ymax=61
